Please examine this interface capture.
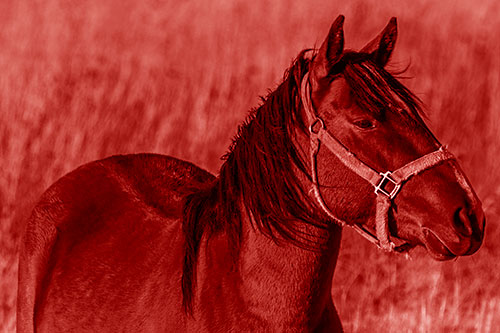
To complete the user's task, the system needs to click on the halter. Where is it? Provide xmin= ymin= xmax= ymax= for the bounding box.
xmin=300 ymin=72 xmax=477 ymax=253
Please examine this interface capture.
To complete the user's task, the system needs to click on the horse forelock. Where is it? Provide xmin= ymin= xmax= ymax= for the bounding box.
xmin=330 ymin=51 xmax=426 ymax=125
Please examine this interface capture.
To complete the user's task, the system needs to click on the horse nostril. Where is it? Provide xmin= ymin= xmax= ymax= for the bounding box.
xmin=453 ymin=207 xmax=473 ymax=237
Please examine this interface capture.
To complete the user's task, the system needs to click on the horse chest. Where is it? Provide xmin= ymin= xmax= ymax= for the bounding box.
xmin=188 ymin=222 xmax=341 ymax=331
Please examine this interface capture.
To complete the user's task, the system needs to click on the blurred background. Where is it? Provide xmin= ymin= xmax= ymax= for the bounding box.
xmin=1 ymin=0 xmax=499 ymax=331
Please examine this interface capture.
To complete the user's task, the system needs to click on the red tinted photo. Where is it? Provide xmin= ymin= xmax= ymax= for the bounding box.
xmin=2 ymin=1 xmax=498 ymax=332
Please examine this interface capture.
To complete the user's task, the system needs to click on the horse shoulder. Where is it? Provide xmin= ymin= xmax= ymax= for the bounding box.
xmin=18 ymin=153 xmax=214 ymax=332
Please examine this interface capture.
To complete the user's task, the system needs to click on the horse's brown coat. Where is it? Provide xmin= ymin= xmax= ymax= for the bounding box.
xmin=18 ymin=155 xmax=209 ymax=331
xmin=18 ymin=154 xmax=343 ymax=331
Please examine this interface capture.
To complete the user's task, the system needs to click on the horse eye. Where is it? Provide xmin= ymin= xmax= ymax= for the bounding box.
xmin=353 ymin=119 xmax=375 ymax=130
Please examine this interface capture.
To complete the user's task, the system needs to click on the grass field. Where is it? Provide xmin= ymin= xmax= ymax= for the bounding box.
xmin=1 ymin=0 xmax=499 ymax=331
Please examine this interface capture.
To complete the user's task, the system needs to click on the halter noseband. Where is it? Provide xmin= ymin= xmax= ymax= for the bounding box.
xmin=300 ymin=72 xmax=475 ymax=253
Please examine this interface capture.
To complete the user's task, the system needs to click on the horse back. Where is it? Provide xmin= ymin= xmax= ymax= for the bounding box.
xmin=17 ymin=154 xmax=214 ymax=332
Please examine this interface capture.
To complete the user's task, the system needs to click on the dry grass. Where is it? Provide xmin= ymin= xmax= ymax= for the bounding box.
xmin=1 ymin=0 xmax=499 ymax=331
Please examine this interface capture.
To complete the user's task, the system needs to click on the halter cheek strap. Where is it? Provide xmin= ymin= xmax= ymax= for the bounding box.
xmin=300 ymin=72 xmax=476 ymax=252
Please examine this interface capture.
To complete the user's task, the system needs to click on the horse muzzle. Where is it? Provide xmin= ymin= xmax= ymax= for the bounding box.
xmin=421 ymin=206 xmax=485 ymax=260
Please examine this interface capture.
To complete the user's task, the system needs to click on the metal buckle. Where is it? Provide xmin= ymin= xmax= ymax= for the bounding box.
xmin=374 ymin=171 xmax=401 ymax=199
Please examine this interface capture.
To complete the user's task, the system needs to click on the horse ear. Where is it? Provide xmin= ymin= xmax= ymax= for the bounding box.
xmin=360 ymin=17 xmax=397 ymax=67
xmin=310 ymin=15 xmax=345 ymax=85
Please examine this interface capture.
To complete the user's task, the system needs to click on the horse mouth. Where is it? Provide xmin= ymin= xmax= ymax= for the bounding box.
xmin=422 ymin=229 xmax=457 ymax=261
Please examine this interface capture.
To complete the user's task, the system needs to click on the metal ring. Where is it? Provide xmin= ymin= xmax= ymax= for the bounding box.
xmin=309 ymin=118 xmax=325 ymax=134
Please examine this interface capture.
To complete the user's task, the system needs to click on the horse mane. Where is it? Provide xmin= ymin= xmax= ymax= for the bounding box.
xmin=181 ymin=49 xmax=424 ymax=314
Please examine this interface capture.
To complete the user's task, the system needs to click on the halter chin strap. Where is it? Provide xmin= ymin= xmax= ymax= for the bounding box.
xmin=300 ymin=72 xmax=476 ymax=252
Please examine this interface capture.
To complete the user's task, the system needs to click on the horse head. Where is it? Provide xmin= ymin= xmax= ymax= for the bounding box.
xmin=304 ymin=15 xmax=485 ymax=260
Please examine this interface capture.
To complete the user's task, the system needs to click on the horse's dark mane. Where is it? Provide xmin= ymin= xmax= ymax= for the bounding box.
xmin=181 ymin=49 xmax=424 ymax=314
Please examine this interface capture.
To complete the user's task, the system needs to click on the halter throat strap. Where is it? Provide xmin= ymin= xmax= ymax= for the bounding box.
xmin=300 ymin=72 xmax=457 ymax=252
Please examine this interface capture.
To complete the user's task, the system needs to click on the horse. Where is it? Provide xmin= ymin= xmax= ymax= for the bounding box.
xmin=17 ymin=15 xmax=485 ymax=332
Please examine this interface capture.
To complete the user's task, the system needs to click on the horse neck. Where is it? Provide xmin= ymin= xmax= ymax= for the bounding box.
xmin=223 ymin=124 xmax=343 ymax=324
xmin=236 ymin=206 xmax=342 ymax=326
xmin=190 ymin=204 xmax=342 ymax=329
xmin=195 ymin=70 xmax=344 ymax=324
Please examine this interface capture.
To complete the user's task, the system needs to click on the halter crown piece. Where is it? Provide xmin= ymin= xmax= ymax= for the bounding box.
xmin=300 ymin=72 xmax=478 ymax=253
